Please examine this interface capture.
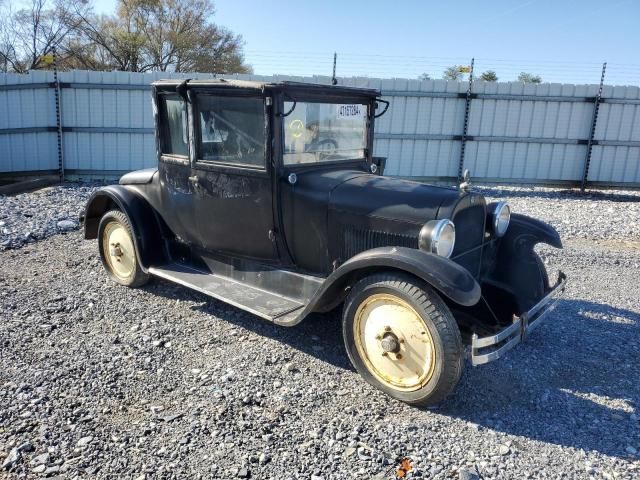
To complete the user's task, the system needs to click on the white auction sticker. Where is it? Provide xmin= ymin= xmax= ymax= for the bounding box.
xmin=337 ymin=104 xmax=364 ymax=118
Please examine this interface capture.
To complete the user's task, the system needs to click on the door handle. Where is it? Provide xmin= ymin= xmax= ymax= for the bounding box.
xmin=188 ymin=175 xmax=200 ymax=190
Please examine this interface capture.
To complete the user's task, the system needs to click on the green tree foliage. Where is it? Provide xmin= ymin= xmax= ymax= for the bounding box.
xmin=517 ymin=72 xmax=542 ymax=84
xmin=418 ymin=72 xmax=431 ymax=81
xmin=479 ymin=70 xmax=498 ymax=82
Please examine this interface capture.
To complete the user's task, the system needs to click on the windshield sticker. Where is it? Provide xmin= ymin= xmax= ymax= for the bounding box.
xmin=337 ymin=104 xmax=364 ymax=118
xmin=289 ymin=119 xmax=304 ymax=138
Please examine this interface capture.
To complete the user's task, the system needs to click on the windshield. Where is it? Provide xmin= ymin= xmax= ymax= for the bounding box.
xmin=283 ymin=101 xmax=367 ymax=165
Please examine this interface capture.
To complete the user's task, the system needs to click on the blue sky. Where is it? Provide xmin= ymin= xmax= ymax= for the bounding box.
xmin=93 ymin=0 xmax=640 ymax=84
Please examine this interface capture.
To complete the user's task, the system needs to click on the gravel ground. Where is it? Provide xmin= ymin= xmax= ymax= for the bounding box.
xmin=479 ymin=185 xmax=640 ymax=241
xmin=0 ymin=183 xmax=639 ymax=479
xmin=0 ymin=184 xmax=99 ymax=250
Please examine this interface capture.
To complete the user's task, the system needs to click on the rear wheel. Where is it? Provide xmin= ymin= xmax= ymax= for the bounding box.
xmin=98 ymin=210 xmax=149 ymax=287
xmin=342 ymin=273 xmax=463 ymax=406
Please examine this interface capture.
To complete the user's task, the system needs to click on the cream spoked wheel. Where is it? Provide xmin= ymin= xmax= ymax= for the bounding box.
xmin=97 ymin=210 xmax=149 ymax=287
xmin=343 ymin=273 xmax=464 ymax=406
xmin=354 ymin=293 xmax=436 ymax=392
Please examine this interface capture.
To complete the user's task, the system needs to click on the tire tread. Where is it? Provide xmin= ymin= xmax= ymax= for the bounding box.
xmin=98 ymin=209 xmax=150 ymax=288
xmin=343 ymin=272 xmax=464 ymax=406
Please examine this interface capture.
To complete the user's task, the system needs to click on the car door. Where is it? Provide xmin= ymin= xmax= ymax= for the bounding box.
xmin=190 ymin=90 xmax=278 ymax=261
xmin=154 ymin=91 xmax=200 ymax=245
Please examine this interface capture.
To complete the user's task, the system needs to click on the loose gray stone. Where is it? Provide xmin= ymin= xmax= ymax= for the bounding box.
xmin=44 ymin=465 xmax=60 ymax=475
xmin=2 ymin=448 xmax=21 ymax=470
xmin=30 ymin=453 xmax=50 ymax=466
xmin=17 ymin=442 xmax=34 ymax=453
xmin=161 ymin=413 xmax=183 ymax=422
xmin=56 ymin=220 xmax=77 ymax=231
xmin=77 ymin=436 xmax=93 ymax=447
xmin=237 ymin=467 xmax=249 ymax=478
xmin=458 ymin=467 xmax=480 ymax=480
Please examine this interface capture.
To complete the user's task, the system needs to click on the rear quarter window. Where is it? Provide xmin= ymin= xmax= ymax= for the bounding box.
xmin=158 ymin=94 xmax=189 ymax=157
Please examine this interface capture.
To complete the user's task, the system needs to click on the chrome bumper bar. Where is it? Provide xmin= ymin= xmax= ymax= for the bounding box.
xmin=470 ymin=271 xmax=567 ymax=366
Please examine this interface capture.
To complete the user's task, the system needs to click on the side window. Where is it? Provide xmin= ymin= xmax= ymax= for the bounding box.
xmin=196 ymin=95 xmax=265 ymax=167
xmin=159 ymin=94 xmax=188 ymax=157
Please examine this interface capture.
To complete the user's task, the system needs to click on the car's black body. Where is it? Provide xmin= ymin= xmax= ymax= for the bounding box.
xmin=83 ymin=79 xmax=566 ymax=402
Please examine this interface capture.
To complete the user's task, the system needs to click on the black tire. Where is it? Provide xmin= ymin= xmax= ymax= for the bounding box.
xmin=342 ymin=272 xmax=464 ymax=406
xmin=534 ymin=252 xmax=550 ymax=292
xmin=97 ymin=210 xmax=150 ymax=288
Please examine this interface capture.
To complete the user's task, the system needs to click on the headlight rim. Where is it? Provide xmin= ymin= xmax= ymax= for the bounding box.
xmin=419 ymin=218 xmax=456 ymax=258
xmin=492 ymin=201 xmax=511 ymax=237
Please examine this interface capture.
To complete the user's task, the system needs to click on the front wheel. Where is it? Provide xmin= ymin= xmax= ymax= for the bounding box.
xmin=98 ymin=210 xmax=149 ymax=288
xmin=342 ymin=273 xmax=463 ymax=406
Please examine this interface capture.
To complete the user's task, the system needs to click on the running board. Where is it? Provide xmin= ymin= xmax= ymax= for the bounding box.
xmin=148 ymin=263 xmax=305 ymax=322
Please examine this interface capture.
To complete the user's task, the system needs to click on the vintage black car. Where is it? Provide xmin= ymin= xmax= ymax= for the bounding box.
xmin=83 ymin=79 xmax=566 ymax=406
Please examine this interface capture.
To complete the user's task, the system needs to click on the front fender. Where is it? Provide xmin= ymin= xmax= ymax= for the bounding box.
xmin=276 ymin=246 xmax=481 ymax=326
xmin=333 ymin=247 xmax=481 ymax=306
xmin=509 ymin=213 xmax=562 ymax=250
xmin=489 ymin=213 xmax=563 ymax=313
xmin=82 ymin=185 xmax=166 ymax=270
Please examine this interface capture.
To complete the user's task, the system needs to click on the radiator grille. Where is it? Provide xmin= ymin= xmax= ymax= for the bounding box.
xmin=451 ymin=204 xmax=486 ymax=277
xmin=452 ymin=204 xmax=486 ymax=254
xmin=342 ymin=228 xmax=417 ymax=260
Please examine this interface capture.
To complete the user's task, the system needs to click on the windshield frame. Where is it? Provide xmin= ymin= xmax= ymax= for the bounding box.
xmin=276 ymin=90 xmax=376 ymax=170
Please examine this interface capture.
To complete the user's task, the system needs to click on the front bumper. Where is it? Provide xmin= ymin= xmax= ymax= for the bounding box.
xmin=470 ymin=271 xmax=567 ymax=366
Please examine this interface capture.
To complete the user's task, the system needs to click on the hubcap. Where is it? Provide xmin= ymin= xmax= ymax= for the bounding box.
xmin=354 ymin=293 xmax=436 ymax=391
xmin=102 ymin=222 xmax=136 ymax=280
xmin=380 ymin=333 xmax=400 ymax=354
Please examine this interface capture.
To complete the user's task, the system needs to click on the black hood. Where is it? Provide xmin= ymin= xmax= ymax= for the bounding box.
xmin=326 ymin=173 xmax=487 ymax=268
xmin=329 ymin=174 xmax=464 ymax=225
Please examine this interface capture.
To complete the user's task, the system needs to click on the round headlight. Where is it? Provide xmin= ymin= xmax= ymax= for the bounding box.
xmin=492 ymin=202 xmax=511 ymax=237
xmin=419 ymin=219 xmax=456 ymax=258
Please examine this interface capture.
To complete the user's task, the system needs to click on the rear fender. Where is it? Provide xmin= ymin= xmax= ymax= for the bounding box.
xmin=83 ymin=185 xmax=167 ymax=271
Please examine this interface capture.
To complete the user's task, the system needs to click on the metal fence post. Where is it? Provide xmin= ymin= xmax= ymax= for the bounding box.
xmin=581 ymin=62 xmax=606 ymax=191
xmin=331 ymin=52 xmax=337 ymax=86
xmin=52 ymin=47 xmax=65 ymax=183
xmin=458 ymin=57 xmax=474 ymax=181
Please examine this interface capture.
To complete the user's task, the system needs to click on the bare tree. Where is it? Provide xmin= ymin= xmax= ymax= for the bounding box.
xmin=69 ymin=0 xmax=157 ymax=72
xmin=173 ymin=23 xmax=249 ymax=73
xmin=0 ymin=0 xmax=88 ymax=73
xmin=143 ymin=0 xmax=250 ymax=73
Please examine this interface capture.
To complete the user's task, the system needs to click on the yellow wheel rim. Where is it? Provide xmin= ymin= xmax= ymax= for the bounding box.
xmin=354 ymin=293 xmax=436 ymax=392
xmin=102 ymin=221 xmax=136 ymax=281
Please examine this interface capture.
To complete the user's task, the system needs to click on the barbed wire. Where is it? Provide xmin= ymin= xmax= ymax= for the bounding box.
xmin=244 ymin=51 xmax=640 ymax=86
